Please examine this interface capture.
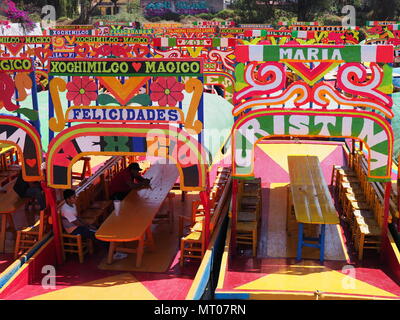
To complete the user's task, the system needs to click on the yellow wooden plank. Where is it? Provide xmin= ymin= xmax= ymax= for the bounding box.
xmin=288 ymin=155 xmax=338 ymax=225
xmin=307 ymin=156 xmax=338 ymax=224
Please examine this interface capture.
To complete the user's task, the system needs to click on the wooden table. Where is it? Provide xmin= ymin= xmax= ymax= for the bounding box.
xmin=0 ymin=181 xmax=27 ymax=252
xmin=95 ymin=163 xmax=179 ymax=267
xmin=287 ymin=155 xmax=339 ymax=262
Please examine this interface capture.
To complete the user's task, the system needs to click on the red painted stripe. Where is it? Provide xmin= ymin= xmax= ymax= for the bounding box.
xmin=228 ymin=38 xmax=236 ymax=47
xmin=377 ymin=45 xmax=394 ymax=63
xmin=235 ymin=46 xmax=249 ymax=63
xmin=243 ymin=30 xmax=252 ymax=37
xmin=152 ymin=38 xmax=161 ymax=46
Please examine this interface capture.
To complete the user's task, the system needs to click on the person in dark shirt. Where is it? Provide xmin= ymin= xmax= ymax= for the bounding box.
xmin=109 ymin=162 xmax=150 ymax=200
xmin=13 ymin=171 xmax=46 ymax=225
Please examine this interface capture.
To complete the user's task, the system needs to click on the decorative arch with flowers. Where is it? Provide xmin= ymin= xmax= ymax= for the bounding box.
xmin=47 ymin=57 xmax=208 ymax=191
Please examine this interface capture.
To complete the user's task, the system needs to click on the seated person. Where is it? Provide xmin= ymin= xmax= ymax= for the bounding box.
xmin=13 ymin=171 xmax=46 ymax=225
xmin=109 ymin=162 xmax=151 ymax=201
xmin=61 ymin=189 xmax=98 ymax=242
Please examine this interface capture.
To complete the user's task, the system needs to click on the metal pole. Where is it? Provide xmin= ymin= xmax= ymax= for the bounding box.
xmin=231 ymin=178 xmax=238 ymax=253
xmin=398 ymin=155 xmax=400 ymax=232
xmin=41 ymin=182 xmax=63 ymax=265
xmin=200 ymin=190 xmax=210 ymax=250
xmin=380 ymin=181 xmax=392 ymax=262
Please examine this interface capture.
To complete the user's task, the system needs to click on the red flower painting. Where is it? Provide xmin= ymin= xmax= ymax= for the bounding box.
xmin=150 ymin=77 xmax=185 ymax=107
xmin=66 ymin=76 xmax=98 ymax=106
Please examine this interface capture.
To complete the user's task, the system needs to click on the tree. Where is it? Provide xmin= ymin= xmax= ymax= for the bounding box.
xmin=297 ymin=0 xmax=333 ymax=21
xmin=1 ymin=0 xmax=35 ymax=31
xmin=111 ymin=0 xmax=119 ymax=15
xmin=369 ymin=0 xmax=400 ymax=20
xmin=74 ymin=0 xmax=103 ymax=24
xmin=233 ymin=0 xmax=274 ymax=23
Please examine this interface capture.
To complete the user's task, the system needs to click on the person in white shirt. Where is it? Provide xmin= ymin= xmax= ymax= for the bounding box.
xmin=61 ymin=189 xmax=97 ymax=241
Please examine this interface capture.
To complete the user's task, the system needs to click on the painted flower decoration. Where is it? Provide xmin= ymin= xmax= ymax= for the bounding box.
xmin=66 ymin=76 xmax=98 ymax=106
xmin=150 ymin=77 xmax=184 ymax=107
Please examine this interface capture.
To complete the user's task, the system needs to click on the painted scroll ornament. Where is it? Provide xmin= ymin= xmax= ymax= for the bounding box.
xmin=336 ymin=63 xmax=392 ymax=108
xmin=234 ymin=62 xmax=286 ymax=103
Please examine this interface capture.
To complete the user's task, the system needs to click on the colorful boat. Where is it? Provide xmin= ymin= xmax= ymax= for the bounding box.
xmin=0 ymin=21 xmax=398 ymax=300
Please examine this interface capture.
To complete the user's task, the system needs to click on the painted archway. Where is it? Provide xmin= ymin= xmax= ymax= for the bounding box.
xmin=46 ymin=123 xmax=209 ymax=191
xmin=0 ymin=116 xmax=43 ymax=181
xmin=232 ymin=109 xmax=393 ymax=181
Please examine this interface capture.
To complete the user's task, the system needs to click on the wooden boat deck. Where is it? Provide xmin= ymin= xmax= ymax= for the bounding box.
xmin=0 ymin=156 xmax=232 ymax=300
xmin=215 ymin=141 xmax=400 ymax=300
xmin=0 ymin=189 xmax=201 ymax=300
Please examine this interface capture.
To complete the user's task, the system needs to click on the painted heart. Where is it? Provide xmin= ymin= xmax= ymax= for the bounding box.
xmin=75 ymin=44 xmax=90 ymax=57
xmin=132 ymin=62 xmax=142 ymax=72
xmin=131 ymin=44 xmax=149 ymax=58
xmin=26 ymin=158 xmax=37 ymax=168
xmin=4 ymin=43 xmax=25 ymax=56
xmin=98 ymin=76 xmax=150 ymax=106
xmin=284 ymin=61 xmax=341 ymax=86
xmin=34 ymin=48 xmax=52 ymax=65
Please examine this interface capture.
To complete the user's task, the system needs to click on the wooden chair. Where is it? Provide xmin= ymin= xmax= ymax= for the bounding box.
xmin=331 ymin=165 xmax=356 ymax=194
xmin=14 ymin=209 xmax=49 ymax=258
xmin=339 ymin=180 xmax=362 ymax=209
xmin=57 ymin=209 xmax=93 ymax=263
xmin=235 ymin=178 xmax=261 ymax=256
xmin=180 ymin=220 xmax=205 ymax=266
xmin=343 ymin=194 xmax=370 ymax=221
xmin=77 ymin=187 xmax=104 ymax=226
xmin=236 ymin=221 xmax=258 ymax=257
xmin=351 ymin=209 xmax=374 ymax=241
xmin=354 ymin=216 xmax=381 ymax=260
xmin=239 ymin=193 xmax=261 ymax=223
xmin=241 ymin=179 xmax=261 ymax=198
xmin=86 ymin=182 xmax=112 ymax=221
xmin=178 ymin=199 xmax=210 ymax=239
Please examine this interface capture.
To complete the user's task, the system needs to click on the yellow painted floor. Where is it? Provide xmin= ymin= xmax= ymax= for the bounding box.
xmin=236 ymin=264 xmax=398 ymax=298
xmin=28 ymin=273 xmax=157 ymax=300
xmin=98 ymin=190 xmax=199 ymax=273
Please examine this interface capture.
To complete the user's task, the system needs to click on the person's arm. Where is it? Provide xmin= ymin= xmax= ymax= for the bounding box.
xmin=125 ymin=172 xmax=150 ymax=188
xmin=124 ymin=176 xmax=143 ymax=189
xmin=133 ymin=173 xmax=151 ymax=185
xmin=61 ymin=210 xmax=89 ymax=227
xmin=62 ymin=207 xmax=87 ymax=227
xmin=72 ymin=219 xmax=86 ymax=227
